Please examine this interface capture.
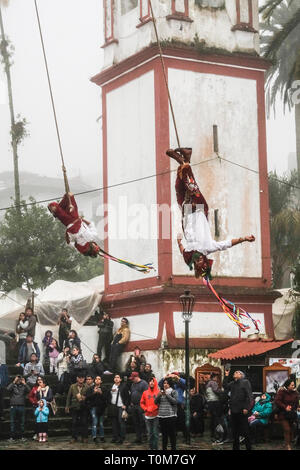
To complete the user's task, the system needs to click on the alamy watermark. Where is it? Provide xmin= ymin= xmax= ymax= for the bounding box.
xmin=291 ymin=80 xmax=300 ymax=105
xmin=97 ymin=198 xmax=208 ymax=241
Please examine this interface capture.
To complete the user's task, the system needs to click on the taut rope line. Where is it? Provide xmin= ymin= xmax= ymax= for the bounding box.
xmin=34 ymin=0 xmax=70 ymax=194
xmin=149 ymin=0 xmax=181 ymax=149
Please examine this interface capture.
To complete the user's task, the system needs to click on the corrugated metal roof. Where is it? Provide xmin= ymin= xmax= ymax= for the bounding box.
xmin=208 ymin=339 xmax=294 ymax=360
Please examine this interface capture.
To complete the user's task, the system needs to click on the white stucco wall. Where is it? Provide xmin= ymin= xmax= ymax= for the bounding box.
xmin=106 ymin=71 xmax=158 ymax=285
xmin=168 ymin=68 xmax=262 ymax=278
xmin=173 ymin=311 xmax=266 ymax=339
xmin=112 ymin=313 xmax=160 ymax=344
xmin=103 ymin=0 xmax=259 ymax=68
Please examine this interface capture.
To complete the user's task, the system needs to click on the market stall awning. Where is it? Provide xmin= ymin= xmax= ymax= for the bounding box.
xmin=208 ymin=339 xmax=294 ymax=360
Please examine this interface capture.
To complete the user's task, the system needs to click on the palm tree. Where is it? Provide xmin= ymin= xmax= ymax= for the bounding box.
xmin=260 ymin=0 xmax=300 ymax=177
xmin=269 ymin=171 xmax=300 ymax=287
xmin=0 ymin=0 xmax=28 ymax=208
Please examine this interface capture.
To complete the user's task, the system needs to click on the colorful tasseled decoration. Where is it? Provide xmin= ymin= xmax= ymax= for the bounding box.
xmin=203 ymin=276 xmax=260 ymax=333
xmin=98 ymin=247 xmax=155 ymax=274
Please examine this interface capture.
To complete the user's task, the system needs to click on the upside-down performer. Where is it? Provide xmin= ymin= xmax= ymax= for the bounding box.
xmin=166 ymin=147 xmax=259 ymax=332
xmin=48 ymin=193 xmax=154 ymax=273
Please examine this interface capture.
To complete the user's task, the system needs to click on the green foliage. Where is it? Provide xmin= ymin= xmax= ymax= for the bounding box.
xmin=11 ymin=114 xmax=29 ymax=145
xmin=0 ymin=200 xmax=103 ymax=292
xmin=0 ymin=36 xmax=14 ymax=67
xmin=269 ymin=171 xmax=299 ymax=216
xmin=260 ymin=0 xmax=300 ymax=112
xmin=269 ymin=171 xmax=300 ymax=288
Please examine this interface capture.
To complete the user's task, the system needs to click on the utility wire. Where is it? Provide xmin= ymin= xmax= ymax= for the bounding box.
xmin=0 ymin=156 xmax=219 ymax=212
xmin=0 ymin=155 xmax=299 ymax=213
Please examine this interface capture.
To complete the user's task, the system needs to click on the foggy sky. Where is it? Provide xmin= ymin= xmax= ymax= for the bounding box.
xmin=0 ymin=0 xmax=296 ymax=205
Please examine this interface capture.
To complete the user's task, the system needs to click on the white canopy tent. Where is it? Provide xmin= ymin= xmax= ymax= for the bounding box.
xmin=0 ymin=275 xmax=104 ymax=333
xmin=0 ymin=288 xmax=32 ymax=332
xmin=272 ymin=288 xmax=298 ymax=340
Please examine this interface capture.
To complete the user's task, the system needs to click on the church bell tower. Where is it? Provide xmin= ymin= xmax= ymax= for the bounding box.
xmin=91 ymin=0 xmax=276 ymax=373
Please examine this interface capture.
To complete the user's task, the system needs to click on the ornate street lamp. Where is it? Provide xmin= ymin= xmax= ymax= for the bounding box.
xmin=180 ymin=289 xmax=195 ymax=445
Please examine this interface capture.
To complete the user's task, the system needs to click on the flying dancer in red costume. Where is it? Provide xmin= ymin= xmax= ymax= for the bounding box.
xmin=48 ymin=192 xmax=100 ymax=257
xmin=166 ymin=147 xmax=259 ymax=332
xmin=48 ymin=192 xmax=155 ymax=273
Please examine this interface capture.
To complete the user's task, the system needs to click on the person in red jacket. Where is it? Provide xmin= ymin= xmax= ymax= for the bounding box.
xmin=140 ymin=377 xmax=159 ymax=450
xmin=275 ymin=378 xmax=300 ymax=450
xmin=48 ymin=192 xmax=100 ymax=258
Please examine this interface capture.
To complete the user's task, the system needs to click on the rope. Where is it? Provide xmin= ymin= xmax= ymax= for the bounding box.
xmin=33 ymin=0 xmax=71 ymax=198
xmin=149 ymin=0 xmax=181 ymax=149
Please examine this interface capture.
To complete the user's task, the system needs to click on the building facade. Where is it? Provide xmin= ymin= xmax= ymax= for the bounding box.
xmin=91 ymin=0 xmax=277 ymax=376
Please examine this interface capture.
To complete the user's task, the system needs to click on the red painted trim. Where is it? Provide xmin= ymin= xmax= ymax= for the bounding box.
xmin=101 ymin=286 xmax=276 ymax=350
xmin=154 ymin=61 xmax=173 ymax=283
xmin=102 ymin=288 xmax=279 ymax=308
xmin=102 ymin=90 xmax=110 ymax=292
xmin=248 ymin=0 xmax=253 ymax=27
xmin=99 ymin=49 xmax=271 ymax=292
xmin=256 ymin=72 xmax=272 ymax=288
xmin=105 ymin=277 xmax=160 ymax=296
xmin=236 ymin=0 xmax=241 ymax=24
xmin=99 ymin=50 xmax=272 ymax=313
xmin=101 ymin=39 xmax=118 ymax=49
xmin=171 ymin=276 xmax=268 ymax=288
xmin=171 ymin=0 xmax=189 ymax=17
xmin=104 ymin=0 xmax=115 ymax=43
xmin=231 ymin=23 xmax=258 ymax=33
xmin=232 ymin=0 xmax=257 ymax=33
xmin=102 ymin=59 xmax=168 ymax=292
xmin=138 ymin=0 xmax=151 ymax=24
xmin=91 ymin=46 xmax=271 ymax=87
xmin=136 ymin=17 xmax=153 ymax=28
xmin=166 ymin=15 xmax=193 ymax=23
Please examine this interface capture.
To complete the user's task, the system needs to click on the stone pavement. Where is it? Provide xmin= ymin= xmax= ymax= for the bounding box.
xmin=0 ymin=432 xmax=295 ymax=451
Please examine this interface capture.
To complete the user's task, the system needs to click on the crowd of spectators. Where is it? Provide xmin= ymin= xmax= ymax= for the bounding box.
xmin=2 ymin=308 xmax=300 ymax=450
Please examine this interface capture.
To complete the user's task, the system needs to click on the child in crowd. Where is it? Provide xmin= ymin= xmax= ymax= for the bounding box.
xmin=48 ymin=339 xmax=60 ymax=375
xmin=42 ymin=330 xmax=53 ymax=349
xmin=34 ymin=399 xmax=49 ymax=443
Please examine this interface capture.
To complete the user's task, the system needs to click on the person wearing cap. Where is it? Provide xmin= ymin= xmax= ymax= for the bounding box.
xmin=223 ymin=369 xmax=253 ymax=451
xmin=65 ymin=373 xmax=89 ymax=444
xmin=129 ymin=372 xmax=148 ymax=444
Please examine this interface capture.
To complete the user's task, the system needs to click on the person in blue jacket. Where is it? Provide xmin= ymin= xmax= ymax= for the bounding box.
xmin=248 ymin=392 xmax=273 ymax=443
xmin=0 ymin=361 xmax=9 ymax=421
xmin=17 ymin=334 xmax=40 ymax=367
xmin=34 ymin=398 xmax=49 ymax=442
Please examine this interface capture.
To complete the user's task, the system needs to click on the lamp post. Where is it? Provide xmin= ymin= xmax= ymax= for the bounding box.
xmin=180 ymin=289 xmax=195 ymax=445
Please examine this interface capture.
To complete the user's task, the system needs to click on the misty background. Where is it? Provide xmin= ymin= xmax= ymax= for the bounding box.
xmin=0 ymin=0 xmax=297 ymax=223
